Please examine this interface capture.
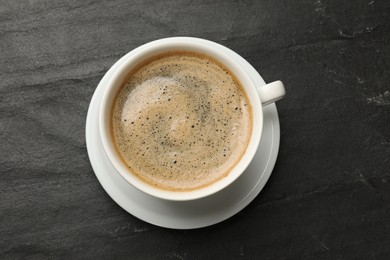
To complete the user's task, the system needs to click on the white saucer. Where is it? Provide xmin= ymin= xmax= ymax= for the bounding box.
xmin=86 ymin=40 xmax=280 ymax=229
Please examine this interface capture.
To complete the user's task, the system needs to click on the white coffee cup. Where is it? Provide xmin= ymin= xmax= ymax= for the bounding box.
xmin=99 ymin=37 xmax=285 ymax=201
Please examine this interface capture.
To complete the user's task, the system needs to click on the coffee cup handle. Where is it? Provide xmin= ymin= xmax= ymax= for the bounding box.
xmin=256 ymin=80 xmax=286 ymax=106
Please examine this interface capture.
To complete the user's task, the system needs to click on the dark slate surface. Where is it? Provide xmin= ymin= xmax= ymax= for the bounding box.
xmin=1 ymin=0 xmax=390 ymax=259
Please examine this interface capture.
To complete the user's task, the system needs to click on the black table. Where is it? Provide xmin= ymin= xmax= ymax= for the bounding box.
xmin=1 ymin=0 xmax=389 ymax=258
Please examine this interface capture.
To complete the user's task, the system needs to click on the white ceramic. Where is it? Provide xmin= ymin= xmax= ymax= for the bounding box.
xmin=98 ymin=37 xmax=285 ymax=201
xmin=85 ymin=40 xmax=281 ymax=229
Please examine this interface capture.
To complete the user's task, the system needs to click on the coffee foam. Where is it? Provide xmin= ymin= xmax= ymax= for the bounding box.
xmin=112 ymin=52 xmax=252 ymax=191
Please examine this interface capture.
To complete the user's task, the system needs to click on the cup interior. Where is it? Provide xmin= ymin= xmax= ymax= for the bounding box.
xmin=99 ymin=37 xmax=263 ymax=201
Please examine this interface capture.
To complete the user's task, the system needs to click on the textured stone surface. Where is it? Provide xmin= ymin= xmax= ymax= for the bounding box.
xmin=1 ymin=0 xmax=390 ymax=258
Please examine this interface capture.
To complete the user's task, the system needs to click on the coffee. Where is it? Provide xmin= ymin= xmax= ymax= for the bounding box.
xmin=111 ymin=51 xmax=252 ymax=191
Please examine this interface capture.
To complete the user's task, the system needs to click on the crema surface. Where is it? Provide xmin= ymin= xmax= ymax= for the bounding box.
xmin=112 ymin=52 xmax=252 ymax=191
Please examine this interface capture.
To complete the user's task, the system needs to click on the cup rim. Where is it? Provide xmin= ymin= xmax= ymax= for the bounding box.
xmin=99 ymin=37 xmax=263 ymax=201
